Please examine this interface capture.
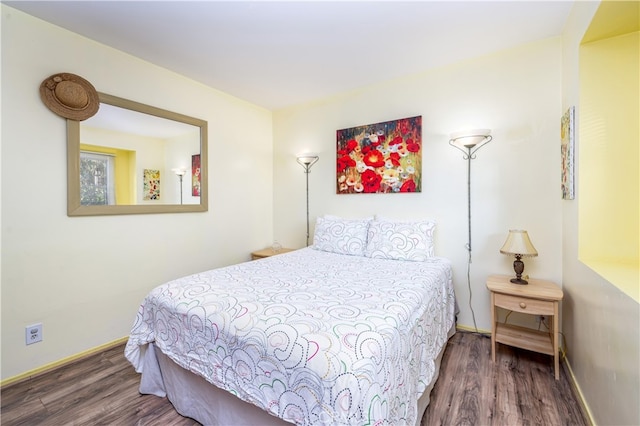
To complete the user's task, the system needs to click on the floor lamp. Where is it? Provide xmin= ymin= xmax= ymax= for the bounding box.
xmin=449 ymin=129 xmax=492 ymax=332
xmin=172 ymin=168 xmax=187 ymax=205
xmin=296 ymin=155 xmax=319 ymax=246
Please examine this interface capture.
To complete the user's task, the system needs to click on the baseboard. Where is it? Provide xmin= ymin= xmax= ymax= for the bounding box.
xmin=562 ymin=356 xmax=596 ymax=426
xmin=456 ymin=323 xmax=491 ymax=336
xmin=0 ymin=336 xmax=129 ymax=388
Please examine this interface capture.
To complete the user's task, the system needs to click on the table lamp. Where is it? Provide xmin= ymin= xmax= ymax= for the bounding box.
xmin=500 ymin=229 xmax=538 ymax=284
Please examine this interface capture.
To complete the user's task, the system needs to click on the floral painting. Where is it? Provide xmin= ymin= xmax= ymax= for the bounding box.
xmin=336 ymin=116 xmax=422 ymax=194
xmin=143 ymin=169 xmax=160 ymax=200
xmin=192 ymin=154 xmax=201 ymax=197
xmin=561 ymin=106 xmax=575 ymax=200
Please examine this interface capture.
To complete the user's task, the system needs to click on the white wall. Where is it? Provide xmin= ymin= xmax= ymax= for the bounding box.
xmin=561 ymin=2 xmax=640 ymax=425
xmin=273 ymin=38 xmax=563 ymax=332
xmin=1 ymin=6 xmax=274 ymax=380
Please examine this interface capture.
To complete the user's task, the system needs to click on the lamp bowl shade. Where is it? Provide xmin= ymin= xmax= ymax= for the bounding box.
xmin=449 ymin=129 xmax=492 ymax=149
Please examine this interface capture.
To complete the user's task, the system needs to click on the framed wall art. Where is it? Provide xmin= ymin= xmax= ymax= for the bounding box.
xmin=561 ymin=106 xmax=575 ymax=200
xmin=336 ymin=115 xmax=422 ymax=194
xmin=192 ymin=154 xmax=201 ymax=197
xmin=143 ymin=169 xmax=160 ymax=200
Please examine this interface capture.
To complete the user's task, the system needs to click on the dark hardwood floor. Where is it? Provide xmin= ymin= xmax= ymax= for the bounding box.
xmin=1 ymin=331 xmax=588 ymax=425
xmin=423 ymin=332 xmax=588 ymax=426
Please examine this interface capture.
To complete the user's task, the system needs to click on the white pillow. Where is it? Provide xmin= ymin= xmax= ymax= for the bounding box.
xmin=365 ymin=219 xmax=436 ymax=261
xmin=312 ymin=216 xmax=370 ymax=256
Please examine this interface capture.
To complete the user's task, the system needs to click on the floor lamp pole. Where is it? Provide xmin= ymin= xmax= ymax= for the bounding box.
xmin=305 ymin=170 xmax=310 ymax=246
xmin=466 ymin=150 xmax=472 ymax=259
xmin=173 ymin=168 xmax=187 ymax=205
xmin=296 ymin=155 xmax=319 ymax=247
xmin=464 ymin=148 xmax=476 ymax=331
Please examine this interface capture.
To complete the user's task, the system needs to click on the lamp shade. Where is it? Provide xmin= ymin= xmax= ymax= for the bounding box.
xmin=449 ymin=129 xmax=492 ymax=150
xmin=296 ymin=155 xmax=319 ymax=167
xmin=500 ymin=229 xmax=538 ymax=257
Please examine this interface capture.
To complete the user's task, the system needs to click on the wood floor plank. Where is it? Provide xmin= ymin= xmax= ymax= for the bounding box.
xmin=530 ymin=353 xmax=563 ymax=426
xmin=455 ymin=333 xmax=484 ymax=424
xmin=0 ymin=393 xmax=48 ymax=426
xmin=422 ymin=332 xmax=470 ymax=426
xmin=476 ymin=334 xmax=496 ymax=424
xmin=1 ymin=331 xmax=588 ymax=426
xmin=493 ymin=345 xmax=523 ymax=425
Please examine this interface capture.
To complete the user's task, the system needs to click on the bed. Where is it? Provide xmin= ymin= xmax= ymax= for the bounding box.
xmin=125 ymin=217 xmax=457 ymax=425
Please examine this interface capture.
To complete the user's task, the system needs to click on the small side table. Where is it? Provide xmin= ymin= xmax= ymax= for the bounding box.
xmin=486 ymin=274 xmax=564 ymax=380
xmin=251 ymin=247 xmax=295 ymax=260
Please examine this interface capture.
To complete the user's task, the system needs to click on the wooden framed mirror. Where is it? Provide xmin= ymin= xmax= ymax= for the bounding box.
xmin=67 ymin=93 xmax=208 ymax=216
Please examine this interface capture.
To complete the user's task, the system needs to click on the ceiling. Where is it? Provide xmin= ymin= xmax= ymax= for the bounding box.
xmin=5 ymin=1 xmax=575 ymax=110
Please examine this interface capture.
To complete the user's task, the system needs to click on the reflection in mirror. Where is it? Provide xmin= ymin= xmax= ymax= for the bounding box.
xmin=67 ymin=93 xmax=208 ymax=216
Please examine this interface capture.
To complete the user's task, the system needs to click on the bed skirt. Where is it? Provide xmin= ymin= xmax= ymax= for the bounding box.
xmin=138 ymin=324 xmax=456 ymax=426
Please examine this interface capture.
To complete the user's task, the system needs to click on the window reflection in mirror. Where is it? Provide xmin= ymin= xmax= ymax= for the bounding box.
xmin=80 ymin=150 xmax=116 ymax=205
xmin=67 ymin=93 xmax=208 ymax=216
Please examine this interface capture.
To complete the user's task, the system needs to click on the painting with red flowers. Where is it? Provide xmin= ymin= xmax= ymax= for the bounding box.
xmin=336 ymin=116 xmax=422 ymax=194
xmin=192 ymin=154 xmax=201 ymax=197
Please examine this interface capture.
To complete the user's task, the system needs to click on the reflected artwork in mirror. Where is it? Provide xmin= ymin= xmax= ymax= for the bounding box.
xmin=67 ymin=92 xmax=208 ymax=216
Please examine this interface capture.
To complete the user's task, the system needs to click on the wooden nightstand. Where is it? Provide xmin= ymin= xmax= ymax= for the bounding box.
xmin=486 ymin=274 xmax=564 ymax=379
xmin=250 ymin=247 xmax=295 ymax=260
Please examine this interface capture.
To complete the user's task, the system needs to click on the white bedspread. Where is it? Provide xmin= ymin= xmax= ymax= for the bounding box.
xmin=125 ymin=248 xmax=456 ymax=425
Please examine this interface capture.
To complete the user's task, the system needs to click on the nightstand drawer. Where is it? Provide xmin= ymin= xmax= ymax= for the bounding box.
xmin=494 ymin=293 xmax=555 ymax=315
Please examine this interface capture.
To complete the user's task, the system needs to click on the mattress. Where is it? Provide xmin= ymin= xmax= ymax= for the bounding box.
xmin=125 ymin=247 xmax=456 ymax=425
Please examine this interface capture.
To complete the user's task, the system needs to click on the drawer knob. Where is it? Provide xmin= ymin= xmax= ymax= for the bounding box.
xmin=519 ymin=302 xmax=527 ymax=309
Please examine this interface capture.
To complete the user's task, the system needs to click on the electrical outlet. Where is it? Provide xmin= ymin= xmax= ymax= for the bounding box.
xmin=26 ymin=323 xmax=43 ymax=345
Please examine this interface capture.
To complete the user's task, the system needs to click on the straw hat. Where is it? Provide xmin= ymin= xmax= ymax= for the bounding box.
xmin=39 ymin=73 xmax=99 ymax=121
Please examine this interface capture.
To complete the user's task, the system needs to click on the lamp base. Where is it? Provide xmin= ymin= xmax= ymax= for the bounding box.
xmin=510 ymin=255 xmax=528 ymax=284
